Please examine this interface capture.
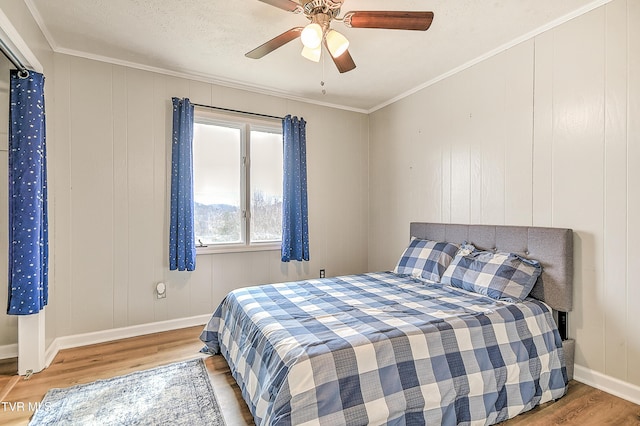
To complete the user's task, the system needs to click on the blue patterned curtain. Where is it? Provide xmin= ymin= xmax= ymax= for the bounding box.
xmin=281 ymin=115 xmax=309 ymax=262
xmin=8 ymin=70 xmax=48 ymax=315
xmin=169 ymin=97 xmax=196 ymax=271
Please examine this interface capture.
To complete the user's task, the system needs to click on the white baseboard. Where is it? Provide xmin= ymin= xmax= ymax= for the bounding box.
xmin=42 ymin=314 xmax=211 ymax=368
xmin=574 ymin=364 xmax=640 ymax=405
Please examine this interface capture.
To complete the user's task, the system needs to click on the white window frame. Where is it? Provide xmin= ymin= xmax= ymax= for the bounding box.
xmin=193 ymin=107 xmax=282 ymax=254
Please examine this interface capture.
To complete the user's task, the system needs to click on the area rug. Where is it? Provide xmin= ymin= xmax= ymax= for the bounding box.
xmin=29 ymin=358 xmax=225 ymax=425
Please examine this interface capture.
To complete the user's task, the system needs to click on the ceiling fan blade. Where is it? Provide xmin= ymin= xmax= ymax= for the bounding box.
xmin=324 ymin=41 xmax=356 ymax=73
xmin=246 ymin=27 xmax=303 ymax=59
xmin=258 ymin=0 xmax=302 ymax=13
xmin=343 ymin=11 xmax=434 ymax=31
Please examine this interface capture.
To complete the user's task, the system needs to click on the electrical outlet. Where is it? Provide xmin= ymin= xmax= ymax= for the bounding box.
xmin=319 ymin=269 xmax=325 ymax=278
xmin=156 ymin=282 xmax=166 ymax=299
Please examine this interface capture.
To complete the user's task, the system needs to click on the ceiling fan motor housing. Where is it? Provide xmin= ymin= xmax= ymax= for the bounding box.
xmin=303 ymin=0 xmax=343 ymax=18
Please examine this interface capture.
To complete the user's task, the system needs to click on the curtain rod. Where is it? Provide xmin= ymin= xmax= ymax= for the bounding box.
xmin=0 ymin=37 xmax=28 ymax=77
xmin=192 ymin=103 xmax=284 ymax=121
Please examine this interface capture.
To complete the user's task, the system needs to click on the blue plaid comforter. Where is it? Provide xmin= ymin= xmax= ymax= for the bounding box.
xmin=200 ymin=272 xmax=567 ymax=425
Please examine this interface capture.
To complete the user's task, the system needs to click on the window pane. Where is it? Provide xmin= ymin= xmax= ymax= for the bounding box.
xmin=250 ymin=130 xmax=283 ymax=242
xmin=193 ymin=122 xmax=242 ymax=244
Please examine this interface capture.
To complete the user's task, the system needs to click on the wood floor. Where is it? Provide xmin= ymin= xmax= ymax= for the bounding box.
xmin=1 ymin=326 xmax=639 ymax=425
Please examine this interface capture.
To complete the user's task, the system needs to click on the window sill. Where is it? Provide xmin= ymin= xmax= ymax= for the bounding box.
xmin=196 ymin=243 xmax=281 ymax=255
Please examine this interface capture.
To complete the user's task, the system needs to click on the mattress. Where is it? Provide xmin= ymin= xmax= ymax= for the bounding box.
xmin=200 ymin=272 xmax=567 ymax=425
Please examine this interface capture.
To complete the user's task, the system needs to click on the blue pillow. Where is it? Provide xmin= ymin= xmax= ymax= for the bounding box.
xmin=393 ymin=238 xmax=459 ymax=282
xmin=441 ymin=245 xmax=542 ymax=302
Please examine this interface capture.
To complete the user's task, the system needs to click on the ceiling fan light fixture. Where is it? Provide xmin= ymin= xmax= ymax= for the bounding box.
xmin=325 ymin=29 xmax=349 ymax=58
xmin=301 ymin=45 xmax=321 ymax=62
xmin=246 ymin=0 xmax=434 ymax=74
xmin=301 ymin=23 xmax=323 ymax=49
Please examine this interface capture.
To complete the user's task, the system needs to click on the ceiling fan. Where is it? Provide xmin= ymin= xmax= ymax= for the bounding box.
xmin=246 ymin=0 xmax=434 ymax=73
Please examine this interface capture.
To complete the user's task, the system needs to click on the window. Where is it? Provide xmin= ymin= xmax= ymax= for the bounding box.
xmin=192 ymin=109 xmax=283 ymax=251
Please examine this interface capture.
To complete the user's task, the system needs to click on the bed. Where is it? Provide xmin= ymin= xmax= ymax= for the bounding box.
xmin=200 ymin=222 xmax=574 ymax=425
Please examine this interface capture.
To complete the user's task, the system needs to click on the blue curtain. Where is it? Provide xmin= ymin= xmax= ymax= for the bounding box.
xmin=281 ymin=115 xmax=309 ymax=262
xmin=169 ymin=97 xmax=196 ymax=271
xmin=8 ymin=70 xmax=48 ymax=315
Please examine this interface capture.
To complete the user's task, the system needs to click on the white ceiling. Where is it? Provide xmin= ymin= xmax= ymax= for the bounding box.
xmin=27 ymin=0 xmax=607 ymax=112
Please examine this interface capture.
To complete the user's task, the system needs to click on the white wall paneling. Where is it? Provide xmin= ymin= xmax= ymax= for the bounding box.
xmin=68 ymin=58 xmax=116 ymax=334
xmin=48 ymin=54 xmax=370 ymax=339
xmin=49 ymin=53 xmax=71 ymax=347
xmin=369 ymin=40 xmax=536 ymax=267
xmin=532 ymin=30 xmax=554 ymax=227
xmin=125 ymin=68 xmax=156 ymax=327
xmin=602 ymin=0 xmax=628 ymax=382
xmin=626 ymin=0 xmax=640 ymax=386
xmin=112 ymin=64 xmax=129 ymax=328
xmin=550 ymin=3 xmax=606 ymax=375
xmin=369 ymin=0 xmax=640 ymax=392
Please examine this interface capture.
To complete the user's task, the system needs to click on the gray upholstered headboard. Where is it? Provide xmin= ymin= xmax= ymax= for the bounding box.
xmin=410 ymin=222 xmax=576 ymax=380
xmin=409 ymin=222 xmax=574 ymax=312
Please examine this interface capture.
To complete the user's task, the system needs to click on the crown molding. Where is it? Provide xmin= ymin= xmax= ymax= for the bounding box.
xmin=53 ymin=46 xmax=370 ymax=114
xmin=22 ymin=0 xmax=613 ymax=115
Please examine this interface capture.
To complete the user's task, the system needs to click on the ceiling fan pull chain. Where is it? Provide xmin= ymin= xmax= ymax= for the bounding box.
xmin=321 ymin=50 xmax=326 ymax=95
